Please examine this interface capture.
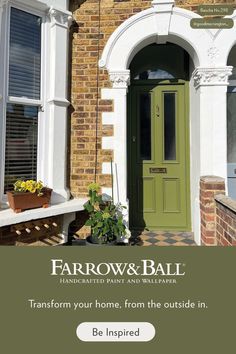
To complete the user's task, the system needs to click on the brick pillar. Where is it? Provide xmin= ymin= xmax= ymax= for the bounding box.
xmin=200 ymin=176 xmax=225 ymax=246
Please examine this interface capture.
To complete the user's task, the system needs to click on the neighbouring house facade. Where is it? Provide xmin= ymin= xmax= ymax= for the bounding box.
xmin=1 ymin=0 xmax=236 ymax=245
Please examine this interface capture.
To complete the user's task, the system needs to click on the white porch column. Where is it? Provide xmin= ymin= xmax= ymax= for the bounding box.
xmin=46 ymin=7 xmax=72 ymax=203
xmin=193 ymin=67 xmax=233 ymax=181
xmin=109 ymin=71 xmax=130 ymax=207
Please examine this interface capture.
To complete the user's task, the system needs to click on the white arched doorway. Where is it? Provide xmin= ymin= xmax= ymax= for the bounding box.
xmin=99 ymin=0 xmax=234 ymax=244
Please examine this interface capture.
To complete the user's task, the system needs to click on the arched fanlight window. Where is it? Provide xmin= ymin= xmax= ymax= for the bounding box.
xmin=130 ymin=43 xmax=189 ymax=81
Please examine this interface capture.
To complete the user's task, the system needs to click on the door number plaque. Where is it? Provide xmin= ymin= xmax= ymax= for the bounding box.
xmin=150 ymin=168 xmax=167 ymax=174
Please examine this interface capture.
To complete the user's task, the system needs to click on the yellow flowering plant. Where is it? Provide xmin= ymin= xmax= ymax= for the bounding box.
xmin=13 ymin=179 xmax=45 ymax=196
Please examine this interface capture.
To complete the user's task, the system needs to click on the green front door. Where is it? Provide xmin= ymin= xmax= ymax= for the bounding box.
xmin=128 ymin=83 xmax=191 ymax=230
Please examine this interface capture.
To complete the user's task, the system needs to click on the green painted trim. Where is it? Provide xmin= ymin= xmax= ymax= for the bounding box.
xmin=184 ymin=82 xmax=191 ymax=231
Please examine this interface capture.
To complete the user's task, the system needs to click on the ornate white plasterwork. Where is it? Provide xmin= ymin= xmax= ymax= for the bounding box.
xmin=193 ymin=67 xmax=233 ymax=88
xmin=48 ymin=7 xmax=73 ymax=28
xmin=109 ymin=70 xmax=130 ymax=89
xmin=207 ymin=46 xmax=220 ymax=64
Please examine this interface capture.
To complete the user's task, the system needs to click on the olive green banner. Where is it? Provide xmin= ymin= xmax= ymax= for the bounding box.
xmin=0 ymin=247 xmax=235 ymax=353
xmin=191 ymin=18 xmax=234 ymax=29
xmin=198 ymin=5 xmax=234 ymax=16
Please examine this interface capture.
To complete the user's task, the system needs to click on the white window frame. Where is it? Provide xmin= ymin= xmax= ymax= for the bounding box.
xmin=0 ymin=1 xmax=46 ymax=202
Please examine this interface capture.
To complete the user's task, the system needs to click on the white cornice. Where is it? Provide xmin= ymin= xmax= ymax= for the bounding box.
xmin=193 ymin=67 xmax=233 ymax=88
xmin=47 ymin=97 xmax=70 ymax=107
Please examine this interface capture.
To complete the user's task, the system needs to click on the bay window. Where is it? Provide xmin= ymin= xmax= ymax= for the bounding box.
xmin=0 ymin=0 xmax=79 ymax=241
xmin=0 ymin=1 xmax=72 ymax=206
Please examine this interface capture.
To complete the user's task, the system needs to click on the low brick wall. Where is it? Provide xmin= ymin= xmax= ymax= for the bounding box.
xmin=215 ymin=195 xmax=236 ymax=246
xmin=200 ymin=176 xmax=225 ymax=246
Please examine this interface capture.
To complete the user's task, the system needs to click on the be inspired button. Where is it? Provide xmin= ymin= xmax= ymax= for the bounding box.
xmin=76 ymin=322 xmax=155 ymax=342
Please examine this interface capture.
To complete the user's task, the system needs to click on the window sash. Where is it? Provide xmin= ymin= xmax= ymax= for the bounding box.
xmin=8 ymin=7 xmax=42 ymax=101
xmin=4 ymin=104 xmax=39 ymax=192
xmin=3 ymin=6 xmax=43 ymax=194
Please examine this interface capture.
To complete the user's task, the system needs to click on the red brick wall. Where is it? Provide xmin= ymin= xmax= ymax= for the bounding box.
xmin=200 ymin=176 xmax=225 ymax=246
xmin=215 ymin=195 xmax=236 ymax=246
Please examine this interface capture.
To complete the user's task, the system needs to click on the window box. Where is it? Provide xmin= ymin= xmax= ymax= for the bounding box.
xmin=7 ymin=188 xmax=52 ymax=213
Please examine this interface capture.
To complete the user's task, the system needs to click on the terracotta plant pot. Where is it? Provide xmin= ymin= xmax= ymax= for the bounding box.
xmin=7 ymin=188 xmax=52 ymax=213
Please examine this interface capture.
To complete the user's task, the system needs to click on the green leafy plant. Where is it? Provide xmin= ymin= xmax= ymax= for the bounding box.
xmin=83 ymin=183 xmax=130 ymax=244
xmin=13 ymin=179 xmax=45 ymax=196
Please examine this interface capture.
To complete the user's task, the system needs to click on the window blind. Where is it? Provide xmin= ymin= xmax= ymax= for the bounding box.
xmin=9 ymin=8 xmax=41 ymax=100
xmin=4 ymin=104 xmax=38 ymax=192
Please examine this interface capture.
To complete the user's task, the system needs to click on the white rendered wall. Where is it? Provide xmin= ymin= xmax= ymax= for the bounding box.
xmin=199 ymin=86 xmax=228 ymax=179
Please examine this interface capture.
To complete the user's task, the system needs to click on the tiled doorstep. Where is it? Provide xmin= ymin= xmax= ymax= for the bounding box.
xmin=130 ymin=230 xmax=196 ymax=246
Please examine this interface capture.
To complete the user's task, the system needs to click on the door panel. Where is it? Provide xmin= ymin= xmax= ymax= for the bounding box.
xmin=163 ymin=178 xmax=180 ymax=213
xmin=128 ymin=84 xmax=190 ymax=230
xmin=142 ymin=177 xmax=156 ymax=212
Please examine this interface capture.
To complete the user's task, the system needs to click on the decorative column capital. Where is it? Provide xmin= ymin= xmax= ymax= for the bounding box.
xmin=48 ymin=7 xmax=73 ymax=28
xmin=193 ymin=66 xmax=233 ymax=89
xmin=109 ymin=70 xmax=130 ymax=89
xmin=152 ymin=0 xmax=175 ymax=12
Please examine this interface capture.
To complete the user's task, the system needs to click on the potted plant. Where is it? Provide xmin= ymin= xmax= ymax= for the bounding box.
xmin=7 ymin=179 xmax=52 ymax=213
xmin=83 ymin=183 xmax=130 ymax=245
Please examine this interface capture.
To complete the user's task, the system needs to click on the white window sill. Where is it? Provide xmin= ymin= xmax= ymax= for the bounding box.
xmin=0 ymin=198 xmax=87 ymax=228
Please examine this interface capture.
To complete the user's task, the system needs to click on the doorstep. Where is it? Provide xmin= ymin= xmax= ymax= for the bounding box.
xmin=0 ymin=198 xmax=87 ymax=228
xmin=130 ymin=230 xmax=196 ymax=246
